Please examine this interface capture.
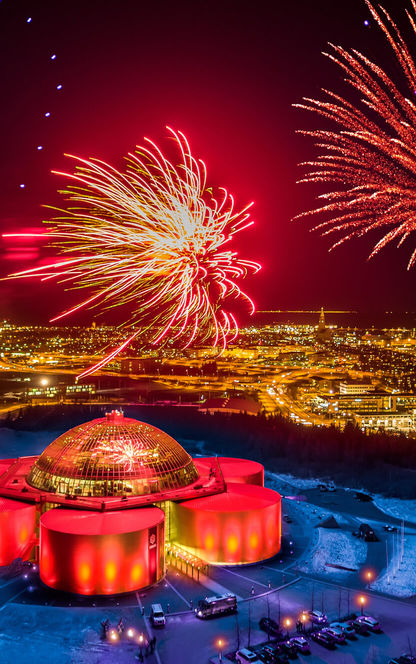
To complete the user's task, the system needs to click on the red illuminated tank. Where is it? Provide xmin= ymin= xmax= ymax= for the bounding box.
xmin=193 ymin=457 xmax=264 ymax=486
xmin=0 ymin=498 xmax=36 ymax=566
xmin=40 ymin=506 xmax=164 ymax=594
xmin=172 ymin=483 xmax=281 ymax=564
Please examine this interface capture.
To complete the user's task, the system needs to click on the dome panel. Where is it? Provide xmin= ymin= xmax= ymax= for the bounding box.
xmin=27 ymin=411 xmax=198 ymax=497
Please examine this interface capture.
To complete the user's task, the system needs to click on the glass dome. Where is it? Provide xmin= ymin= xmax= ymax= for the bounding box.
xmin=27 ymin=411 xmax=199 ymax=497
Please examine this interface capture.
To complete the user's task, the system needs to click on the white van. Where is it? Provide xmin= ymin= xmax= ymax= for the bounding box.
xmin=150 ymin=603 xmax=166 ymax=627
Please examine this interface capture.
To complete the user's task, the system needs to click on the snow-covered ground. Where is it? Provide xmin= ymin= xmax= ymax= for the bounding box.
xmin=265 ymin=470 xmax=320 ymax=493
xmin=372 ymin=529 xmax=416 ymax=598
xmin=298 ymin=529 xmax=367 ymax=579
xmin=374 ymin=495 xmax=416 ymax=523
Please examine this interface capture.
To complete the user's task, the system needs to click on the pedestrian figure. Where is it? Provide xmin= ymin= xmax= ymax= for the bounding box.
xmin=141 ymin=605 xmax=145 ymax=617
xmin=100 ymin=618 xmax=109 ymax=640
xmin=117 ymin=617 xmax=124 ymax=633
xmin=268 ymin=581 xmax=271 ymax=589
xmin=251 ymin=585 xmax=255 ymax=595
xmin=152 ymin=636 xmax=157 ymax=652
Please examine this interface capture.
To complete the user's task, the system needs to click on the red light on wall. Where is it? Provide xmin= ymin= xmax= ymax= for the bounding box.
xmin=40 ymin=507 xmax=165 ymax=595
xmin=172 ymin=483 xmax=281 ymax=564
xmin=0 ymin=498 xmax=36 ymax=566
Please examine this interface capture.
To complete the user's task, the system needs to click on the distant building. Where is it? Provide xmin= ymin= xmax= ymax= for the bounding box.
xmin=316 ymin=307 xmax=331 ymax=342
xmin=199 ymin=397 xmax=260 ymax=415
xmin=354 ymin=410 xmax=415 ymax=434
xmin=65 ymin=384 xmax=95 ymax=396
xmin=339 ymin=381 xmax=374 ymax=395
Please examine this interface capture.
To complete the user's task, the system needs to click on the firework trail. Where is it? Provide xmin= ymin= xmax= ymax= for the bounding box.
xmin=294 ymin=0 xmax=416 ymax=267
xmin=4 ymin=128 xmax=260 ymax=378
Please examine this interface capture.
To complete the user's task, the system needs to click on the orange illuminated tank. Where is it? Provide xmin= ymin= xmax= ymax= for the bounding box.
xmin=171 ymin=483 xmax=281 ymax=564
xmin=0 ymin=411 xmax=282 ymax=594
xmin=40 ymin=507 xmax=164 ymax=594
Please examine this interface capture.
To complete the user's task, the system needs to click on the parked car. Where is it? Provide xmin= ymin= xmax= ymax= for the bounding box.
xmin=383 ymin=524 xmax=398 ymax=533
xmin=389 ymin=655 xmax=416 ymax=664
xmin=258 ymin=647 xmax=275 ymax=664
xmin=356 ymin=615 xmax=381 ymax=632
xmin=321 ymin=626 xmax=346 ymax=644
xmin=289 ymin=636 xmax=310 ymax=654
xmin=280 ymin=640 xmax=298 ymax=658
xmin=307 ymin=609 xmax=328 ymax=624
xmin=348 ymin=618 xmax=369 ymax=635
xmin=150 ymin=603 xmax=166 ymax=627
xmin=353 ymin=523 xmax=378 ymax=541
xmin=310 ymin=630 xmax=336 ymax=649
xmin=319 ymin=482 xmax=336 ymax=492
xmin=259 ymin=616 xmax=282 ymax=637
xmin=259 ymin=645 xmax=288 ymax=664
xmin=236 ymin=648 xmax=261 ymax=663
xmin=329 ymin=621 xmax=356 ymax=638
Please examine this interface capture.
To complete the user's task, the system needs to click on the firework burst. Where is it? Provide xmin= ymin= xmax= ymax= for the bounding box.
xmin=4 ymin=128 xmax=260 ymax=378
xmin=294 ymin=0 xmax=416 ymax=268
xmin=91 ymin=439 xmax=154 ymax=473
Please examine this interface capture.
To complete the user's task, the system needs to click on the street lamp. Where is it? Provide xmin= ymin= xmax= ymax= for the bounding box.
xmin=40 ymin=378 xmax=48 ymax=386
xmin=284 ymin=617 xmax=292 ymax=635
xmin=138 ymin=632 xmax=144 ymax=657
xmin=217 ymin=638 xmax=224 ymax=663
xmin=358 ymin=595 xmax=366 ymax=615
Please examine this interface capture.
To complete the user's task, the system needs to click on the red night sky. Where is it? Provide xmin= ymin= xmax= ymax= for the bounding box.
xmin=0 ymin=0 xmax=415 ymax=324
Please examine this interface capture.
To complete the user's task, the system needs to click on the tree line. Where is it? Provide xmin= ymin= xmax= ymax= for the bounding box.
xmin=2 ymin=404 xmax=416 ymax=498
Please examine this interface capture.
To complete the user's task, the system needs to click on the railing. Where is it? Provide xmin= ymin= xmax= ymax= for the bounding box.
xmin=165 ymin=543 xmax=209 ymax=581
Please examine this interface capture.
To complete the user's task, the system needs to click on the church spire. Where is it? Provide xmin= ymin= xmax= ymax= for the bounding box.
xmin=318 ymin=306 xmax=325 ymax=332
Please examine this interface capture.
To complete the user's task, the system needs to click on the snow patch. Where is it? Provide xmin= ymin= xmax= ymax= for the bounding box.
xmin=298 ymin=530 xmax=367 ymax=578
xmin=372 ymin=530 xmax=416 ymax=598
xmin=265 ymin=470 xmax=320 ymax=493
xmin=373 ymin=495 xmax=416 ymax=524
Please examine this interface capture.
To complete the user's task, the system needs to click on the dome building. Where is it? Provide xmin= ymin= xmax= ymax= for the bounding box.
xmin=28 ymin=411 xmax=198 ymax=497
xmin=0 ymin=411 xmax=281 ymax=595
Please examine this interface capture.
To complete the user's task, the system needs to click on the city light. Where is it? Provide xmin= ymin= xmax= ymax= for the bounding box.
xmin=358 ymin=595 xmax=366 ymax=615
xmin=217 ymin=638 xmax=224 ymax=663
